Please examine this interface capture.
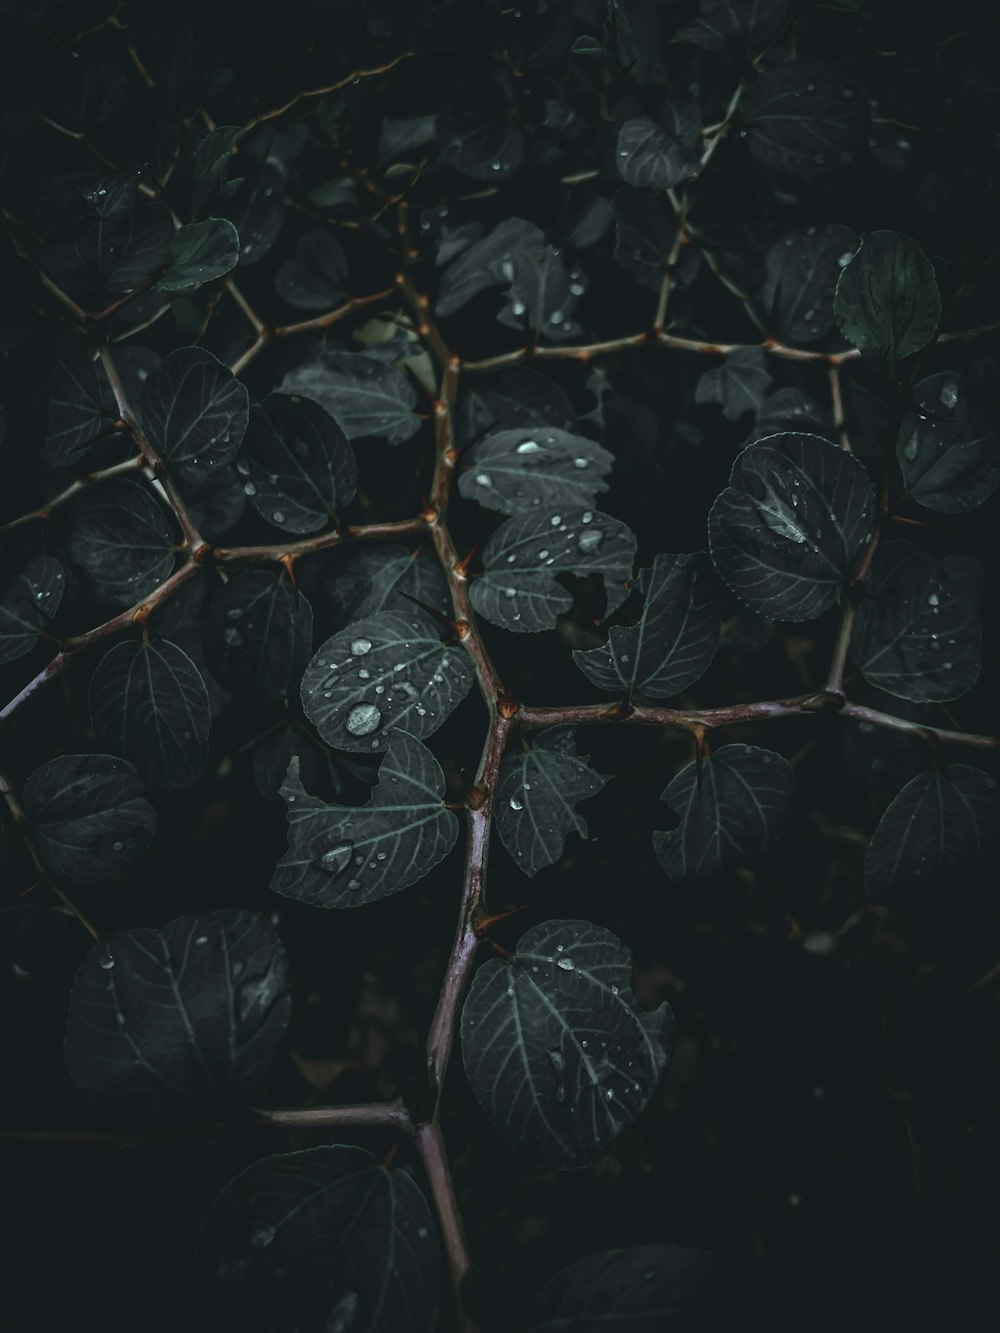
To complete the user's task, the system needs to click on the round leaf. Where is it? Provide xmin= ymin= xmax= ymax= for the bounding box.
xmin=156 ymin=217 xmax=240 ymax=292
xmin=205 ymin=572 xmax=313 ymax=701
xmin=67 ymin=477 xmax=176 ymax=607
xmin=140 ymin=346 xmax=249 ymax=485
xmin=833 ymin=230 xmax=941 ymax=364
xmin=0 ymin=557 xmax=65 ymax=666
xmin=898 ymin=372 xmax=1000 ymax=513
xmin=459 ymin=427 xmax=613 ymax=516
xmin=743 ymin=60 xmax=868 ymax=179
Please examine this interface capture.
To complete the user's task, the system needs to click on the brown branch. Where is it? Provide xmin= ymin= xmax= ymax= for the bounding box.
xmin=415 ymin=1121 xmax=478 ymax=1333
xmin=212 ymin=516 xmax=426 ymax=565
xmin=0 ymin=455 xmax=146 ymax=533
xmin=227 ymin=287 xmax=398 ymax=376
xmin=239 ymin=53 xmax=413 ymax=134
xmin=839 ymin=703 xmax=1000 ymax=750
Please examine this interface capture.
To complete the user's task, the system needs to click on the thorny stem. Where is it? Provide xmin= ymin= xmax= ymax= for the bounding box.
xmin=0 ymin=455 xmax=147 ymax=532
xmin=416 ymin=1121 xmax=477 ymax=1333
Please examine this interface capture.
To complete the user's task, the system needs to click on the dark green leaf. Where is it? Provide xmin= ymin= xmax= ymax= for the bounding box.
xmin=217 ymin=156 xmax=286 ymax=265
xmin=199 ymin=1145 xmax=440 ymax=1331
xmin=461 ymin=918 xmax=674 ymax=1169
xmin=0 ymin=557 xmax=65 ymax=665
xmin=708 ymin=433 xmax=875 ymax=620
xmin=44 ymin=334 xmax=113 ymax=468
xmin=89 ymin=638 xmax=212 ymax=789
xmin=653 ymin=743 xmax=794 ymax=879
xmin=65 ymin=909 xmax=289 ymax=1110
xmin=205 ymin=571 xmax=313 ymax=701
xmin=22 ymin=753 xmax=155 ymax=883
xmin=67 ymin=477 xmax=176 ymax=608
xmin=323 ymin=545 xmax=452 ymax=628
xmin=183 ymin=465 xmax=247 ymax=540
xmin=573 ymin=553 xmax=721 ymax=698
xmin=678 ymin=0 xmax=789 ymax=59
xmin=495 ymin=728 xmax=607 ymax=877
xmin=456 ymin=367 xmax=577 ymax=448
xmin=106 ymin=202 xmax=174 ymax=295
xmin=300 ymin=611 xmax=474 ymax=753
xmin=272 ymin=732 xmax=459 ymax=907
xmin=273 ymin=229 xmax=348 ymax=311
xmin=694 ymin=348 xmax=772 ymax=420
xmin=436 ymin=217 xmax=545 ymax=317
xmin=277 ymin=345 xmax=419 ymax=445
xmin=748 ymin=388 xmax=827 ymax=446
xmin=140 ymin=346 xmax=248 ymax=484
xmin=439 ymin=112 xmax=524 ymax=181
xmin=608 ymin=0 xmax=666 ymax=85
xmin=743 ymin=60 xmax=868 ymax=179
xmin=833 ymin=230 xmax=941 ymax=364
xmin=612 ymin=188 xmax=676 ymax=292
xmin=377 ymin=114 xmax=438 ymax=167
xmin=471 ymin=508 xmax=638 ymax=633
xmin=459 ymin=427 xmax=613 ymax=516
xmin=156 ymin=218 xmax=240 ymax=292
xmin=615 ymin=117 xmax=699 ymax=191
xmin=850 ymin=540 xmax=982 ymax=702
xmin=898 ymin=372 xmax=1000 ymax=512
xmin=193 ymin=125 xmax=243 ymax=179
xmin=497 ymin=244 xmax=587 ymax=340
xmin=758 ymin=225 xmax=857 ymax=344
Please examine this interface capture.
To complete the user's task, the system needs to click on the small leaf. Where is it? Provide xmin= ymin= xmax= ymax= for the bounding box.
xmin=678 ymin=0 xmax=790 ymax=59
xmin=192 ymin=125 xmax=243 ymax=179
xmin=22 ymin=753 xmax=155 ymax=883
xmin=436 ymin=217 xmax=546 ymax=317
xmin=748 ymin=388 xmax=827 ymax=445
xmin=156 ymin=217 xmax=240 ymax=291
xmin=897 ymin=372 xmax=1000 ymax=513
xmin=0 ymin=557 xmax=65 ymax=666
xmin=89 ymin=638 xmax=212 ymax=789
xmin=615 ymin=117 xmax=699 ymax=191
xmin=653 ymin=743 xmax=794 ymax=879
xmin=743 ymin=60 xmax=868 ymax=179
xmin=608 ymin=0 xmax=666 ymax=85
xmin=694 ymin=348 xmax=772 ymax=420
xmin=44 ymin=334 xmax=114 ymax=468
xmin=205 ymin=571 xmax=313 ymax=701
xmin=65 ymin=909 xmax=289 ymax=1111
xmin=834 ymin=230 xmax=941 ymax=364
xmin=140 ymin=346 xmax=249 ymax=484
xmin=497 ymin=244 xmax=587 ymax=341
xmin=377 ymin=113 xmax=438 ymax=166
xmin=273 ymin=732 xmax=459 ymax=907
xmin=573 ymin=553 xmax=721 ymax=699
xmin=612 ymin=188 xmax=676 ymax=292
xmin=456 ymin=367 xmax=577 ymax=448
xmin=199 ymin=1145 xmax=440 ymax=1330
xmin=217 ymin=156 xmax=286 ymax=265
xmin=495 ymin=728 xmax=608 ymax=877
xmin=300 ymin=611 xmax=474 ymax=753
xmin=236 ymin=392 xmax=357 ymax=533
xmin=67 ymin=477 xmax=176 ymax=608
xmin=758 ymin=225 xmax=857 ymax=344
xmin=471 ymin=508 xmax=638 ymax=633
xmin=850 ymin=541 xmax=982 ymax=702
xmin=461 ymin=918 xmax=674 ymax=1169
xmin=439 ymin=111 xmax=524 ymax=181
xmin=708 ymin=432 xmax=875 ymax=620
xmin=459 ymin=427 xmax=613 ymax=516
xmin=273 ymin=229 xmax=348 ymax=311
xmin=865 ymin=765 xmax=1000 ymax=897
xmin=323 ymin=545 xmax=452 ymax=628
xmin=277 ymin=345 xmax=420 ymax=445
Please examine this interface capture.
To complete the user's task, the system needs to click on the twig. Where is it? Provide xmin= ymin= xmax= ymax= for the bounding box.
xmin=0 ymin=455 xmax=146 ymax=533
xmin=415 ymin=1120 xmax=478 ymax=1333
xmin=238 ymin=53 xmax=413 ymax=134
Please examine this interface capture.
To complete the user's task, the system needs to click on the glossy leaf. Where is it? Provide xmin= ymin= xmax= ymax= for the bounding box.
xmin=758 ymin=225 xmax=857 ymax=344
xmin=694 ymin=347 xmax=772 ymax=420
xmin=67 ymin=477 xmax=176 ymax=608
xmin=471 ymin=508 xmax=638 ymax=633
xmin=850 ymin=541 xmax=982 ymax=702
xmin=459 ymin=427 xmax=613 ymax=516
xmin=573 ymin=553 xmax=721 ymax=699
xmin=65 ymin=909 xmax=289 ymax=1110
xmin=0 ymin=557 xmax=65 ymax=665
xmin=89 ymin=638 xmax=212 ymax=789
xmin=205 ymin=571 xmax=313 ymax=701
xmin=898 ymin=372 xmax=1000 ymax=513
xmin=615 ymin=117 xmax=699 ymax=191
xmin=300 ymin=610 xmax=474 ymax=753
xmin=653 ymin=743 xmax=794 ymax=879
xmin=44 ymin=334 xmax=113 ymax=468
xmin=199 ymin=1145 xmax=440 ymax=1331
xmin=22 ymin=753 xmax=155 ymax=883
xmin=273 ymin=229 xmax=348 ymax=311
xmin=440 ymin=112 xmax=524 ymax=181
xmin=156 ymin=217 xmax=240 ymax=291
xmin=743 ymin=60 xmax=867 ymax=179
xmin=865 ymin=765 xmax=1000 ymax=897
xmin=277 ymin=345 xmax=420 ymax=445
xmin=834 ymin=230 xmax=941 ymax=364
xmin=272 ymin=732 xmax=459 ymax=907
xmin=461 ymin=918 xmax=674 ymax=1169
xmin=236 ymin=391 xmax=357 ymax=533
xmin=140 ymin=347 xmax=249 ymax=484
xmin=497 ymin=244 xmax=587 ymax=340
xmin=708 ymin=432 xmax=875 ymax=620
xmin=495 ymin=728 xmax=608 ymax=877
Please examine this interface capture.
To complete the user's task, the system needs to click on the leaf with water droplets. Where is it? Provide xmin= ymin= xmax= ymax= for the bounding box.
xmin=694 ymin=348 xmax=772 ymax=421
xmin=708 ymin=432 xmax=875 ymax=621
xmin=323 ymin=544 xmax=452 ymax=629
xmin=850 ymin=540 xmax=982 ymax=702
xmin=155 ymin=217 xmax=240 ymax=292
xmin=495 ymin=728 xmax=608 ymax=877
xmin=435 ymin=216 xmax=546 ymax=317
xmin=498 ymin=243 xmax=587 ymax=340
xmin=44 ymin=333 xmax=115 ymax=468
xmin=865 ymin=765 xmax=1000 ymax=899
xmin=21 ymin=753 xmax=155 ymax=884
xmin=653 ymin=743 xmax=794 ymax=880
xmin=65 ymin=909 xmax=289 ymax=1114
xmin=236 ymin=391 xmax=357 ymax=533
xmin=205 ymin=571 xmax=313 ymax=701
xmin=471 ymin=508 xmax=638 ymax=633
xmin=834 ymin=230 xmax=941 ymax=365
xmin=89 ymin=638 xmax=212 ymax=790
xmin=276 ymin=343 xmax=419 ymax=445
xmin=758 ymin=225 xmax=857 ymax=344
xmin=574 ymin=553 xmax=722 ymax=699
xmin=461 ymin=918 xmax=674 ymax=1169
xmin=897 ymin=372 xmax=1000 ymax=513
xmin=273 ymin=732 xmax=459 ymax=908
xmin=300 ymin=610 xmax=474 ymax=752
xmin=67 ymin=477 xmax=177 ymax=608
xmin=139 ymin=346 xmax=249 ymax=485
xmin=456 ymin=367 xmax=577 ymax=448
xmin=615 ymin=116 xmax=699 ymax=191
xmin=743 ymin=60 xmax=868 ymax=179
xmin=459 ymin=427 xmax=613 ymax=516
xmin=199 ymin=1145 xmax=439 ymax=1331
xmin=0 ymin=557 xmax=65 ymax=666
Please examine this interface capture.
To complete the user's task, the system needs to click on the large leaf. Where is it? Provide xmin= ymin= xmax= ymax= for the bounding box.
xmin=573 ymin=553 xmax=721 ymax=699
xmin=44 ymin=334 xmax=114 ymax=468
xmin=758 ymin=225 xmax=857 ymax=344
xmin=834 ymin=231 xmax=941 ymax=365
xmin=435 ymin=216 xmax=545 ymax=317
xmin=495 ymin=728 xmax=608 ymax=877
xmin=471 ymin=508 xmax=638 ymax=633
xmin=653 ymin=743 xmax=794 ymax=879
xmin=865 ymin=765 xmax=1000 ymax=898
xmin=88 ymin=638 xmax=212 ymax=789
xmin=199 ymin=1145 xmax=440 ymax=1332
xmin=140 ymin=346 xmax=249 ymax=485
xmin=743 ymin=59 xmax=868 ymax=179
xmin=273 ymin=229 xmax=348 ymax=310
xmin=205 ymin=571 xmax=313 ymax=701
xmin=850 ymin=541 xmax=982 ymax=702
xmin=531 ymin=1243 xmax=718 ymax=1332
xmin=272 ymin=732 xmax=459 ymax=907
xmin=461 ymin=918 xmax=674 ymax=1169
xmin=22 ymin=753 xmax=155 ymax=883
xmin=707 ymin=433 xmax=875 ymax=621
xmin=64 ymin=909 xmax=289 ymax=1111
xmin=0 ymin=557 xmax=65 ymax=666
xmin=694 ymin=348 xmax=772 ymax=421
xmin=236 ymin=392 xmax=357 ymax=533
xmin=615 ymin=117 xmax=699 ymax=191
xmin=277 ymin=345 xmax=420 ymax=445
xmin=459 ymin=427 xmax=613 ymax=516
xmin=300 ymin=611 xmax=474 ymax=753
xmin=898 ymin=372 xmax=1000 ymax=513
xmin=67 ymin=477 xmax=176 ymax=607
xmin=155 ymin=217 xmax=240 ymax=292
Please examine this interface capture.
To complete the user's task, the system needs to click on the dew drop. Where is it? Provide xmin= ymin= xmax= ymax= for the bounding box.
xmin=345 ymin=703 xmax=382 ymax=736
xmin=939 ymin=381 xmax=959 ymax=410
xmin=242 ymin=481 xmax=257 ymax=497
xmin=577 ymin=529 xmax=603 ymax=553
xmin=511 ymin=300 xmax=526 ymax=316
xmin=99 ymin=952 xmax=115 ymax=970
xmin=509 ymin=797 xmax=523 ymax=811
xmin=503 ymin=586 xmax=516 ymax=599
xmin=251 ymin=1226 xmax=275 ymax=1248
xmin=476 ymin=473 xmax=494 ymax=488
xmin=581 ymin=510 xmax=593 ymax=523
xmin=317 ymin=844 xmax=353 ymax=874
xmin=573 ymin=457 xmax=589 ymax=469
xmin=556 ymin=956 xmax=575 ymax=972
xmin=351 ymin=638 xmax=373 ymax=656
xmin=516 ymin=439 xmax=541 ymax=454
xmin=272 ymin=510 xmax=285 ymax=524
xmin=235 ymin=459 xmax=251 ymax=476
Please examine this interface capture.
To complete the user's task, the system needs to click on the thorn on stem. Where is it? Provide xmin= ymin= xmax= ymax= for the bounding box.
xmin=280 ymin=553 xmax=298 ymax=588
xmin=473 ymin=905 xmax=525 ymax=939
